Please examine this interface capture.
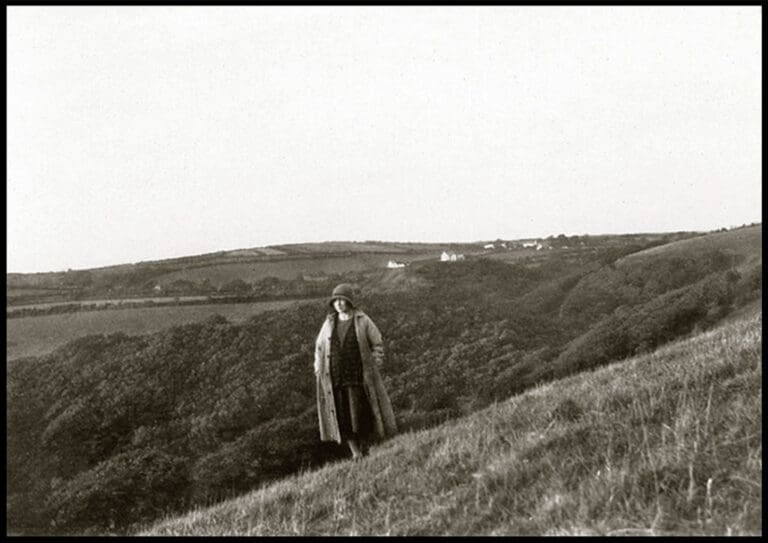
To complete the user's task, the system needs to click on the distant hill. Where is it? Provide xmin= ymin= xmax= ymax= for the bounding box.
xmin=6 ymin=241 xmax=482 ymax=303
xmin=151 ymin=252 xmax=428 ymax=287
xmin=142 ymin=307 xmax=761 ymax=536
xmin=617 ymin=225 xmax=762 ymax=271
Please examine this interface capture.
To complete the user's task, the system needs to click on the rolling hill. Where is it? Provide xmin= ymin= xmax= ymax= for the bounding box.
xmin=6 ymin=231 xmax=712 ymax=304
xmin=142 ymin=306 xmax=761 ymax=536
xmin=616 ymin=225 xmax=762 ymax=271
xmin=6 ymin=225 xmax=762 ymax=535
xmin=6 ymin=241 xmax=478 ymax=292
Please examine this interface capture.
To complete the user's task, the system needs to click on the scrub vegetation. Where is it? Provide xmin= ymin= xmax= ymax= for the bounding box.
xmin=143 ymin=308 xmax=762 ymax=536
xmin=6 ymin=299 xmax=319 ymax=361
xmin=6 ymin=225 xmax=761 ymax=535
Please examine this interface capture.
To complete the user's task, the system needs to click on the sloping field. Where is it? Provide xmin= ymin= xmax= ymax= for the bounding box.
xmin=8 ymin=295 xmax=211 ymax=312
xmin=268 ymin=242 xmax=482 ymax=255
xmin=617 ymin=225 xmax=762 ymax=270
xmin=155 ymin=252 xmax=438 ymax=287
xmin=270 ymin=242 xmax=410 ymax=254
xmin=483 ymin=248 xmax=555 ymax=262
xmin=7 ymin=288 xmax=60 ymax=297
xmin=6 ymin=298 xmax=322 ymax=361
xmin=223 ymin=248 xmax=287 ymax=257
xmin=143 ymin=307 xmax=761 ymax=536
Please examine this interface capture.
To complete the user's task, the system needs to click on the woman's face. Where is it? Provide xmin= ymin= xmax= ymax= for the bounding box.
xmin=333 ymin=298 xmax=350 ymax=313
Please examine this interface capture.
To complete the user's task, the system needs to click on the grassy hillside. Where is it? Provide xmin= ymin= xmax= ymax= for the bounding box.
xmin=143 ymin=307 xmax=761 ymax=536
xmin=617 ymin=225 xmax=762 ymax=271
xmin=7 ymin=229 xmax=761 ymax=535
xmin=6 ymin=298 xmax=319 ymax=360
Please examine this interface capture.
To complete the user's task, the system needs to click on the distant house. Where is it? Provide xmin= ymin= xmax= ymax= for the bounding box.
xmin=153 ymin=284 xmax=163 ymax=293
xmin=484 ymin=243 xmax=495 ymax=249
xmin=501 ymin=242 xmax=507 ymax=249
xmin=522 ymin=241 xmax=538 ymax=248
xmin=441 ymin=251 xmax=464 ymax=262
xmin=387 ymin=260 xmax=405 ymax=269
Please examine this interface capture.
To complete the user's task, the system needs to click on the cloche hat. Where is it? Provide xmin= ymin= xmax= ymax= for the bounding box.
xmin=329 ymin=283 xmax=356 ymax=308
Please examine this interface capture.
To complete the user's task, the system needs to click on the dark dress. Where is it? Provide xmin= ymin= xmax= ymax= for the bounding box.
xmin=329 ymin=314 xmax=374 ymax=440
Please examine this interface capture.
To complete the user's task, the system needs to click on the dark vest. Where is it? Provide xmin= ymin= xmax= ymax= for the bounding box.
xmin=330 ymin=315 xmax=364 ymax=387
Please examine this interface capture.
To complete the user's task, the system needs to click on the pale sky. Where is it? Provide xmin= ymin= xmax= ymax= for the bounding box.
xmin=7 ymin=6 xmax=762 ymax=273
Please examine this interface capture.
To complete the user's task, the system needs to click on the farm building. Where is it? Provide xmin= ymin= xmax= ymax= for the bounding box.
xmin=440 ymin=251 xmax=464 ymax=262
xmin=386 ymin=260 xmax=406 ymax=269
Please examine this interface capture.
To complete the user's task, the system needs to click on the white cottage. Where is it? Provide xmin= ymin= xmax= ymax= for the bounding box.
xmin=441 ymin=251 xmax=464 ymax=262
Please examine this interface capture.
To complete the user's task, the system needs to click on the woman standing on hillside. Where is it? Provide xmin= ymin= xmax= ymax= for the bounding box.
xmin=313 ymin=283 xmax=397 ymax=461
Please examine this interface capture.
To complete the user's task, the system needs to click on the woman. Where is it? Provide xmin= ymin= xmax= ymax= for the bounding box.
xmin=314 ymin=283 xmax=397 ymax=460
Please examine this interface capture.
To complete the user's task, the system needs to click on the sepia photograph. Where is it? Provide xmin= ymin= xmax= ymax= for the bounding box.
xmin=6 ymin=6 xmax=761 ymax=536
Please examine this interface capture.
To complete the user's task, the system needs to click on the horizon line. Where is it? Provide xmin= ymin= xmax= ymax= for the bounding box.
xmin=7 ymin=222 xmax=762 ymax=275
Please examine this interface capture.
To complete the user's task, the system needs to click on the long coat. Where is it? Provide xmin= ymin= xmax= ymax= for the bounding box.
xmin=314 ymin=309 xmax=398 ymax=443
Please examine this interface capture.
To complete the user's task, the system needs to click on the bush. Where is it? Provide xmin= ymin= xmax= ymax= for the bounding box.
xmin=45 ymin=448 xmax=189 ymax=534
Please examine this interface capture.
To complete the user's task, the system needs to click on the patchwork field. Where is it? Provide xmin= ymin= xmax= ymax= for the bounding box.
xmin=154 ymin=252 xmax=438 ymax=287
xmin=269 ymin=242 xmax=480 ymax=254
xmin=8 ymin=295 xmax=212 ymax=312
xmin=6 ymin=298 xmax=322 ymax=361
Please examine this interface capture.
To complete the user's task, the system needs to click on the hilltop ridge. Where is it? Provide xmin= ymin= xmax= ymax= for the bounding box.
xmin=6 ymin=229 xmax=710 ymax=306
xmin=617 ymin=225 xmax=761 ymax=270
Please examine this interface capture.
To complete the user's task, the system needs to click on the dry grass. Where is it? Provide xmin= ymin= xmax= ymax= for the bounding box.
xmin=141 ymin=307 xmax=762 ymax=536
xmin=616 ymin=225 xmax=762 ymax=269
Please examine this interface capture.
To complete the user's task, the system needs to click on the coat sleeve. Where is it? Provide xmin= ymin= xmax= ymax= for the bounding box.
xmin=314 ymin=322 xmax=326 ymax=375
xmin=365 ymin=316 xmax=385 ymax=367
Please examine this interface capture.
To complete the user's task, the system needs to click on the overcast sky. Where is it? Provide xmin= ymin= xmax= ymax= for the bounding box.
xmin=7 ymin=6 xmax=761 ymax=273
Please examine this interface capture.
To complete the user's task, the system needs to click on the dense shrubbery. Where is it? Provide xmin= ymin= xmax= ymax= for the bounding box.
xmin=551 ymin=269 xmax=745 ymax=379
xmin=7 ymin=274 xmax=362 ymax=319
xmin=6 ymin=241 xmax=761 ymax=535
